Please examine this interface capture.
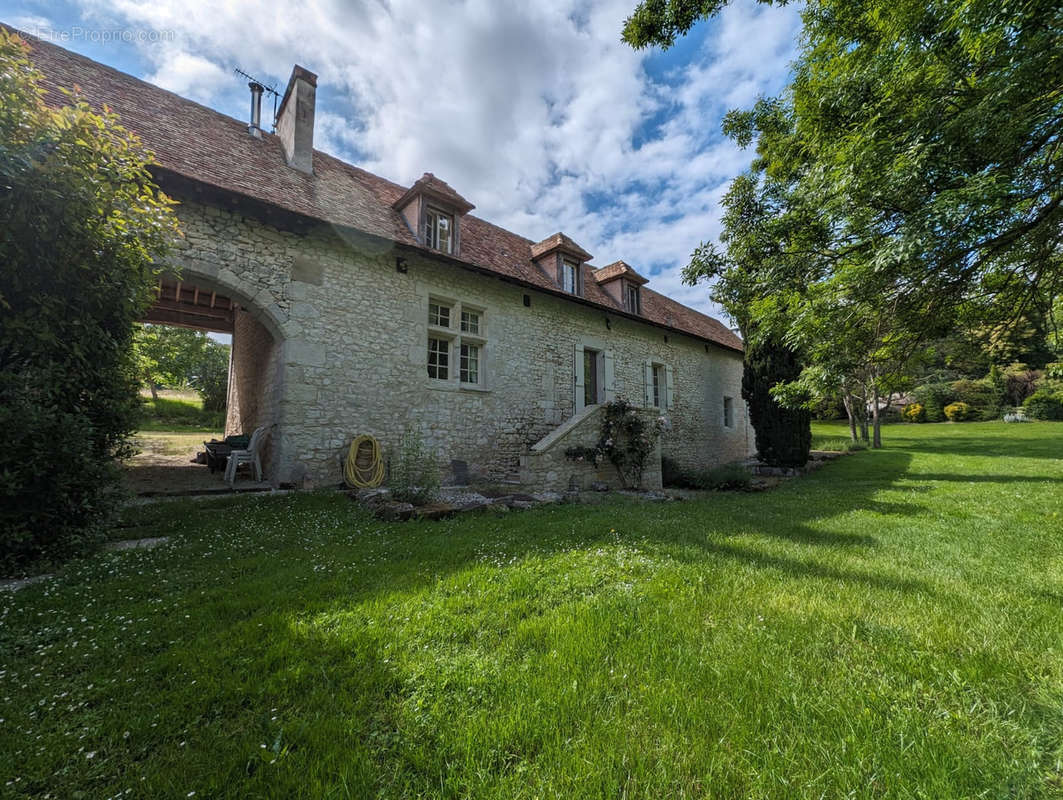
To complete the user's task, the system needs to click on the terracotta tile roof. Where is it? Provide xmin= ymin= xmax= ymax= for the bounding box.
xmin=11 ymin=26 xmax=742 ymax=353
xmin=594 ymin=260 xmax=649 ymax=285
xmin=393 ymin=172 xmax=475 ymax=214
xmin=530 ymin=232 xmax=593 ymax=263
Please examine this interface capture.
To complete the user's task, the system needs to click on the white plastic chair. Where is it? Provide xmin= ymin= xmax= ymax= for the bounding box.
xmin=225 ymin=426 xmax=267 ymax=485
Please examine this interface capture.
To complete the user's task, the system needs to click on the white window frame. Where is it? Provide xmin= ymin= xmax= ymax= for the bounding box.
xmin=626 ymin=283 xmax=641 ymax=315
xmin=426 ymin=207 xmax=454 ymax=254
xmin=644 ymin=360 xmax=674 ymax=409
xmin=562 ymin=259 xmax=578 ymax=295
xmin=427 ymin=295 xmax=487 ymax=390
xmin=575 ymin=339 xmax=615 ymax=413
xmin=460 ymin=309 xmax=481 ymax=335
xmin=459 ymin=341 xmax=481 ymax=385
xmin=427 ymin=336 xmax=450 ymax=380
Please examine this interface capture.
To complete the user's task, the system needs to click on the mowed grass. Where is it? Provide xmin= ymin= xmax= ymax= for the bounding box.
xmin=139 ymin=389 xmax=224 ymax=432
xmin=3 ymin=423 xmax=1063 ymax=798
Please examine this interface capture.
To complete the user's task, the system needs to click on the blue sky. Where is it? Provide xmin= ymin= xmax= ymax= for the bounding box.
xmin=1 ymin=0 xmax=802 ymax=323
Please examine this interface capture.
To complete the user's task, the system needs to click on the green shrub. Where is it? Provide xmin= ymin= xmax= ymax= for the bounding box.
xmin=662 ymin=458 xmax=751 ymax=490
xmin=690 ymin=464 xmax=752 ymax=491
xmin=950 ymin=378 xmax=1001 ymax=419
xmin=902 ymin=403 xmax=926 ymax=422
xmin=1022 ymin=391 xmax=1063 ymax=421
xmin=0 ymin=31 xmax=178 ymax=571
xmin=192 ymin=341 xmax=230 ymax=413
xmin=944 ymin=402 xmax=971 ymax=421
xmin=661 ymin=456 xmax=689 ymax=488
xmin=912 ymin=382 xmax=951 ymax=421
xmin=388 ymin=429 xmax=440 ymax=504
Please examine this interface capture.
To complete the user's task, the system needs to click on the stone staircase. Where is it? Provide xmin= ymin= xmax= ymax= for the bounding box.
xmin=518 ymin=405 xmax=662 ymax=492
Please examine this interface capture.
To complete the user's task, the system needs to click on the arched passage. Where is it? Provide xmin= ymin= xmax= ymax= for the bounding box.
xmin=137 ymin=259 xmax=290 ymax=488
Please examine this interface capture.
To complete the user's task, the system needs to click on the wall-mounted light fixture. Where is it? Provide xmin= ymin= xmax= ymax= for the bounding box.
xmin=395 ymin=256 xmax=408 ymax=273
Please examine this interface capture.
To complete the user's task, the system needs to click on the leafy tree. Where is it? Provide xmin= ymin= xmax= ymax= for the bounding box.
xmin=625 ymin=0 xmax=1063 ymax=444
xmin=193 ymin=339 xmax=231 ymax=413
xmin=0 ymin=31 xmax=179 ymax=569
xmin=133 ymin=324 xmax=208 ymax=400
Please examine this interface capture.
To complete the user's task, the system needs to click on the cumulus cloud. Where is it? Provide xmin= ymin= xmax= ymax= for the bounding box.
xmin=68 ymin=0 xmax=800 ymax=321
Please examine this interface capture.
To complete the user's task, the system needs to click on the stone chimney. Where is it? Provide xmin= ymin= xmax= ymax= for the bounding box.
xmin=276 ymin=65 xmax=317 ymax=174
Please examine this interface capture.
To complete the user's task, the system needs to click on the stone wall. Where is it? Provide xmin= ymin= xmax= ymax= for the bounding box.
xmin=169 ymin=198 xmax=754 ymax=487
xmin=518 ymin=405 xmax=663 ymax=491
xmin=225 ymin=308 xmax=283 ymax=474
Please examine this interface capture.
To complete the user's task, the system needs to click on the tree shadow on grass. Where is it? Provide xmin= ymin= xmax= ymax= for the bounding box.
xmin=894 ymin=435 xmax=1063 ymax=460
xmin=10 ymin=446 xmax=947 ymax=798
xmin=911 ymin=473 xmax=1063 ymax=484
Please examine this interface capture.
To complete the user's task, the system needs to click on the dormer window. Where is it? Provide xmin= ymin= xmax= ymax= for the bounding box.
xmin=531 ymin=233 xmax=593 ymax=298
xmin=625 ymin=283 xmax=641 ymax=314
xmin=562 ymin=259 xmax=579 ymax=295
xmin=393 ymin=173 xmax=475 ymax=258
xmin=426 ymin=207 xmax=454 ymax=254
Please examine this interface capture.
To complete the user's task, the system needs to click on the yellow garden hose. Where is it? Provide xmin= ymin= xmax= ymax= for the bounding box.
xmin=344 ymin=435 xmax=385 ymax=488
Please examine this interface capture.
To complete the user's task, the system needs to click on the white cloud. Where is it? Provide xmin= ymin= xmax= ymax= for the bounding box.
xmin=70 ymin=0 xmax=801 ymax=321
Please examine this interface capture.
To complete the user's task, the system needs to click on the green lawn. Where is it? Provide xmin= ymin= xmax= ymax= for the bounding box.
xmin=3 ymin=422 xmax=1063 ymax=798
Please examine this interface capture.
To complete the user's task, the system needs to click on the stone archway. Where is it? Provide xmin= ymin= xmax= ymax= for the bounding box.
xmin=141 ymin=255 xmax=295 ymax=485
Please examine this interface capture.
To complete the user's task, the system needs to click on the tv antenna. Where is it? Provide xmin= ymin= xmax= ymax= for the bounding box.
xmin=234 ymin=67 xmax=280 ymax=131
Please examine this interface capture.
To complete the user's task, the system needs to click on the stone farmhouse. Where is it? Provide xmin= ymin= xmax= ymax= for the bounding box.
xmin=20 ymin=29 xmax=754 ymax=490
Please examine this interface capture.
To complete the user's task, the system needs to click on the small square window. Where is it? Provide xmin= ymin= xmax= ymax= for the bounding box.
xmin=460 ymin=310 xmax=480 ymax=335
xmin=724 ymin=396 xmax=734 ymax=428
xmin=426 ymin=208 xmax=454 ymax=253
xmin=428 ymin=337 xmax=449 ymax=380
xmin=428 ymin=302 xmax=450 ymax=328
xmin=460 ymin=342 xmax=480 ymax=384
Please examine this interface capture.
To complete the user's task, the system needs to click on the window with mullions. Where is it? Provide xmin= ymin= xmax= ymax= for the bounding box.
xmin=427 ymin=297 xmax=486 ymax=387
xmin=426 ymin=207 xmax=454 ymax=253
xmin=427 ymin=337 xmax=450 ymax=380
xmin=428 ymin=301 xmax=450 ymax=328
xmin=652 ymin=364 xmax=664 ymax=408
xmin=562 ymin=259 xmax=579 ymax=295
xmin=460 ymin=343 xmax=480 ymax=384
xmin=460 ymin=309 xmax=480 ymax=334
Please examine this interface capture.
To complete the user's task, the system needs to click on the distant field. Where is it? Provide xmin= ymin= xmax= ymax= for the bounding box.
xmin=3 ymin=421 xmax=1063 ymax=798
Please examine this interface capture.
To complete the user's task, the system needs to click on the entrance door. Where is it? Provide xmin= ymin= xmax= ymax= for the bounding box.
xmin=584 ymin=348 xmax=600 ymax=407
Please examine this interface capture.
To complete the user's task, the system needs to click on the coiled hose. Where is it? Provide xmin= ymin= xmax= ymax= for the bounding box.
xmin=344 ymin=434 xmax=385 ymax=488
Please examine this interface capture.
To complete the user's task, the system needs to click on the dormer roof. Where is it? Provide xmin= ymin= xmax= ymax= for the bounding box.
xmin=594 ymin=260 xmax=649 ymax=286
xmin=530 ymin=232 xmax=593 ymax=263
xmin=393 ymin=172 xmax=474 ymax=214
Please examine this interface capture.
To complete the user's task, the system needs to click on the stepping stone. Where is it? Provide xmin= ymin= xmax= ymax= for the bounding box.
xmin=103 ymin=537 xmax=170 ymax=551
xmin=0 ymin=574 xmax=53 ymax=592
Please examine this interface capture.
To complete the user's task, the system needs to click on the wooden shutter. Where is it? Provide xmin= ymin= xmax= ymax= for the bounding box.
xmin=664 ymin=365 xmax=675 ymax=409
xmin=644 ymin=361 xmax=654 ymax=407
xmin=576 ymin=263 xmax=585 ymax=297
xmin=603 ymin=350 xmax=616 ymax=402
xmin=573 ymin=343 xmax=586 ymax=413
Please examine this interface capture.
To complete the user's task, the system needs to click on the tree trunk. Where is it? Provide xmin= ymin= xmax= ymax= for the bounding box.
xmin=843 ymin=392 xmax=858 ymax=441
xmin=149 ymin=381 xmax=158 ymax=402
xmin=872 ymin=385 xmax=882 ymax=449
